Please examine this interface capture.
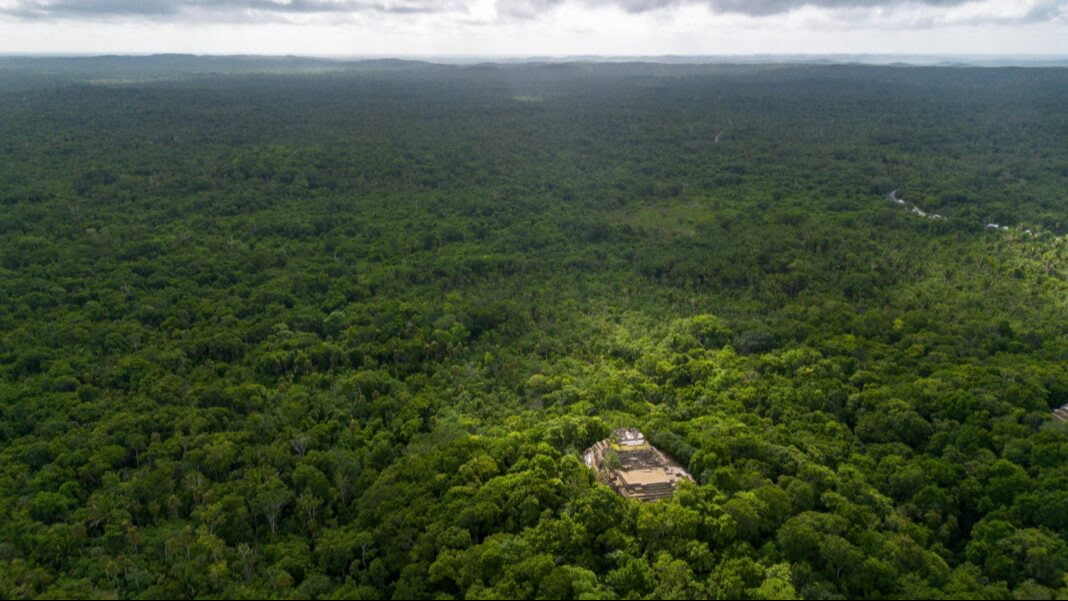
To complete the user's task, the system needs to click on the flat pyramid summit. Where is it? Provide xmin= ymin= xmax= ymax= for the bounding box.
xmin=583 ymin=428 xmax=694 ymax=501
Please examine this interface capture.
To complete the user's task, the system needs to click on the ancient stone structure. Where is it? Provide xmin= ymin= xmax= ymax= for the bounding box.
xmin=583 ymin=428 xmax=693 ymax=501
xmin=1053 ymin=403 xmax=1068 ymax=421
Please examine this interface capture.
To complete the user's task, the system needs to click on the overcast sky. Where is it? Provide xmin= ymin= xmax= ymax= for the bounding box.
xmin=0 ymin=0 xmax=1065 ymax=56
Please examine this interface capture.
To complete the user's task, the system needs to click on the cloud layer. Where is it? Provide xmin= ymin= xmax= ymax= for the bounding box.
xmin=3 ymin=0 xmax=466 ymax=19
xmin=3 ymin=0 xmax=1065 ymax=22
xmin=1 ymin=0 xmax=1065 ymax=57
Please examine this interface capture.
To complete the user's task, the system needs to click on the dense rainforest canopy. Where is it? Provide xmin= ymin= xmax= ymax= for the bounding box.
xmin=1 ymin=57 xmax=1067 ymax=599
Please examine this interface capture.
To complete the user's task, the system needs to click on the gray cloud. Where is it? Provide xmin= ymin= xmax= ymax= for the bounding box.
xmin=575 ymin=0 xmax=1062 ymax=19
xmin=497 ymin=0 xmax=563 ymax=20
xmin=3 ymin=0 xmax=465 ymax=19
xmin=617 ymin=0 xmax=971 ymax=17
xmin=3 ymin=0 xmax=1065 ymax=22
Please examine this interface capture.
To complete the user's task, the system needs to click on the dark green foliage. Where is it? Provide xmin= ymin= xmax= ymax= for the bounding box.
xmin=1 ymin=58 xmax=1067 ymax=599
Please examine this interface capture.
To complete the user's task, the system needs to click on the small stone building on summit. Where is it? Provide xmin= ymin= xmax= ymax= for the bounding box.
xmin=582 ymin=428 xmax=693 ymax=501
